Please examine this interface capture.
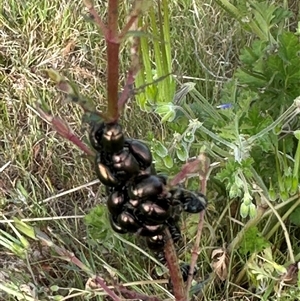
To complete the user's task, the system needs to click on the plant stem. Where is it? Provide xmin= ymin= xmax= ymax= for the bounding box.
xmin=107 ymin=0 xmax=120 ymax=122
xmin=118 ymin=9 xmax=140 ymax=110
xmin=164 ymin=228 xmax=187 ymax=301
xmin=84 ymin=1 xmax=108 ymax=37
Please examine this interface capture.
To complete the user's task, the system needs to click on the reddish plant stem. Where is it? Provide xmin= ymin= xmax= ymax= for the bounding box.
xmin=36 ymin=229 xmax=121 ymax=301
xmin=115 ymin=285 xmax=163 ymax=301
xmin=164 ymin=228 xmax=187 ymax=301
xmin=36 ymin=108 xmax=95 ymax=157
xmin=106 ymin=0 xmax=120 ymax=122
xmin=118 ymin=14 xmax=139 ymax=40
xmin=51 ymin=117 xmax=95 ymax=157
xmin=170 ymin=158 xmax=202 ymax=187
xmin=118 ymin=13 xmax=139 ymax=110
xmin=86 ymin=5 xmax=108 ymax=37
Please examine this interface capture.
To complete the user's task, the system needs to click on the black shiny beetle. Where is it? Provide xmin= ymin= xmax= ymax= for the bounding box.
xmin=111 ymin=149 xmax=140 ymax=175
xmin=146 ymin=234 xmax=165 ymax=251
xmin=128 ymin=174 xmax=165 ymax=200
xmin=167 ymin=223 xmax=182 ymax=243
xmin=136 ymin=201 xmax=171 ymax=225
xmin=95 ymin=155 xmax=119 ymax=187
xmin=180 ymin=263 xmax=198 ymax=282
xmin=117 ymin=209 xmax=141 ymax=233
xmin=107 ymin=189 xmax=127 ymax=215
xmin=89 ymin=122 xmax=105 ymax=151
xmin=138 ymin=223 xmax=166 ymax=237
xmin=102 ymin=123 xmax=125 ymax=153
xmin=125 ymin=139 xmax=153 ymax=169
xmin=109 ymin=214 xmax=128 ymax=234
xmin=171 ymin=188 xmax=207 ymax=214
xmin=89 ymin=122 xmax=125 ymax=153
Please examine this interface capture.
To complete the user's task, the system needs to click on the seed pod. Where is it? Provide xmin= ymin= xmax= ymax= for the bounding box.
xmin=107 ymin=190 xmax=127 ymax=215
xmin=126 ymin=139 xmax=153 ymax=169
xmin=128 ymin=175 xmax=164 ymax=200
xmin=137 ymin=201 xmax=171 ymax=225
xmin=117 ymin=211 xmax=141 ymax=233
xmin=109 ymin=214 xmax=128 ymax=234
xmin=112 ymin=150 xmax=140 ymax=175
xmin=102 ymin=123 xmax=124 ymax=153
xmin=138 ymin=224 xmax=165 ymax=237
xmin=240 ymin=202 xmax=249 ymax=218
xmin=89 ymin=122 xmax=105 ymax=151
xmin=95 ymin=155 xmax=118 ymax=187
xmin=146 ymin=235 xmax=165 ymax=251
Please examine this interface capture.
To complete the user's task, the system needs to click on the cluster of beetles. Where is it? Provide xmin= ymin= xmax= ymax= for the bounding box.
xmin=89 ymin=121 xmax=207 ymax=282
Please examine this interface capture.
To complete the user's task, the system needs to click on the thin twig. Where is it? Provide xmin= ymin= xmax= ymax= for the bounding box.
xmin=84 ymin=1 xmax=108 ymax=37
xmin=115 ymin=284 xmax=163 ymax=301
xmin=119 ymin=15 xmax=139 ymax=40
xmin=118 ymin=10 xmax=140 ymax=110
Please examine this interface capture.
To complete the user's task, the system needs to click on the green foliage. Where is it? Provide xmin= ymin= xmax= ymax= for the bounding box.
xmin=289 ymin=206 xmax=300 ymax=226
xmin=215 ymin=0 xmax=292 ymax=41
xmin=141 ymin=1 xmax=300 ymax=214
xmin=135 ymin=0 xmax=176 ymax=111
xmin=216 ymin=157 xmax=254 ymax=199
xmin=2 ymin=0 xmax=300 ymax=299
xmin=84 ymin=205 xmax=115 ymax=243
xmin=239 ymin=226 xmax=270 ymax=256
xmin=235 ymin=31 xmax=300 ymax=115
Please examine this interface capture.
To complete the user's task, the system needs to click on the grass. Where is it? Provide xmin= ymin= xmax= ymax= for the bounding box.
xmin=1 ymin=0 xmax=299 ymax=300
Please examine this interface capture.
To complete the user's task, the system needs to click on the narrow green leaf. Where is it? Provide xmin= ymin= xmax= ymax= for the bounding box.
xmin=13 ymin=218 xmax=37 ymax=240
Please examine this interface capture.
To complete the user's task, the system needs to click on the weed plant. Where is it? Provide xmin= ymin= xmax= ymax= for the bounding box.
xmin=0 ymin=0 xmax=300 ymax=301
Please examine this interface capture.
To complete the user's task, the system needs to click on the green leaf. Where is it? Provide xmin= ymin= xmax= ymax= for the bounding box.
xmin=176 ymin=142 xmax=189 ymax=161
xmin=277 ymin=32 xmax=300 ymax=64
xmin=155 ymin=103 xmax=176 ymax=123
xmin=239 ymin=40 xmax=268 ymax=68
xmin=45 ymin=69 xmax=99 ymax=117
xmin=84 ymin=205 xmax=112 ymax=241
xmin=239 ymin=226 xmax=270 ymax=255
xmin=50 ymin=285 xmax=59 ymax=292
xmin=153 ymin=141 xmax=168 ymax=158
xmin=183 ymin=131 xmax=195 ymax=143
xmin=13 ymin=218 xmax=37 ymax=240
xmin=163 ymin=154 xmax=173 ymax=168
xmin=289 ymin=206 xmax=300 ymax=226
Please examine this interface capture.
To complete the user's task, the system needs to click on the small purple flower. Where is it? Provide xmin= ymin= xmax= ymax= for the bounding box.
xmin=216 ymin=103 xmax=233 ymax=109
